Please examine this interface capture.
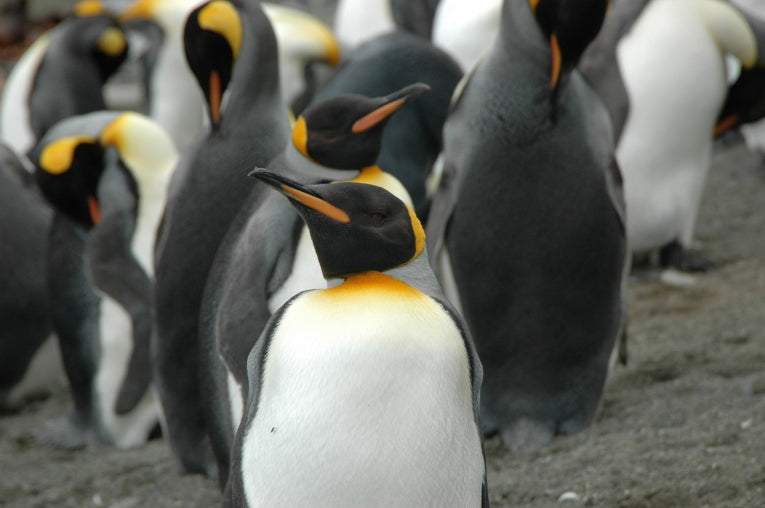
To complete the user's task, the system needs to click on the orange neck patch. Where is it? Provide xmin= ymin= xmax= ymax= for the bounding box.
xmin=323 ymin=271 xmax=422 ymax=300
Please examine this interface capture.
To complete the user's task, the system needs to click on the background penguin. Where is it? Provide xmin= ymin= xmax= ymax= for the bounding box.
xmin=229 ymin=171 xmax=487 ymax=507
xmin=119 ymin=0 xmax=340 ymax=152
xmin=0 ymin=2 xmax=129 ymax=155
xmin=332 ymin=0 xmax=440 ymax=50
xmin=198 ymin=83 xmax=426 ymax=489
xmin=578 ymin=0 xmax=650 ymax=142
xmin=306 ymin=31 xmax=463 ymax=220
xmin=30 ymin=111 xmax=174 ymax=448
xmin=616 ymin=0 xmax=763 ymax=271
xmin=427 ymin=0 xmax=627 ymax=453
xmin=0 ymin=142 xmax=62 ymax=411
xmin=151 ymin=0 xmax=290 ymax=476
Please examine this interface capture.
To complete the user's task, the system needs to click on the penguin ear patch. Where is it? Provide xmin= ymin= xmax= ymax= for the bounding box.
xmin=198 ymin=0 xmax=243 ymax=59
xmin=74 ymin=0 xmax=106 ymax=17
xmin=40 ymin=136 xmax=97 ymax=175
xmin=407 ymin=205 xmax=426 ymax=261
xmin=292 ymin=116 xmax=309 ymax=156
xmin=97 ymin=27 xmax=128 ymax=57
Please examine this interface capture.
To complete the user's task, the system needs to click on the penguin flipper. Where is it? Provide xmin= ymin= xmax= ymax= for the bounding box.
xmin=86 ymin=203 xmax=154 ymax=415
xmin=425 ymin=158 xmax=460 ymax=267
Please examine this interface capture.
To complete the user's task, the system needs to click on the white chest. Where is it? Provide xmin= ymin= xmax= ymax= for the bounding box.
xmin=241 ymin=287 xmax=484 ymax=507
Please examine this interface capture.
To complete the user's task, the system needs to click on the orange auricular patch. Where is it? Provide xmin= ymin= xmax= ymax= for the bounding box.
xmin=352 ymin=98 xmax=406 ymax=133
xmin=39 ymin=136 xmax=96 ymax=175
xmin=282 ymin=185 xmax=351 ymax=223
xmin=292 ymin=116 xmax=308 ymax=156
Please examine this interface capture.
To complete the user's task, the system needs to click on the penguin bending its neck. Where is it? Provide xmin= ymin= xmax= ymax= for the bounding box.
xmin=31 ymin=111 xmax=174 ymax=448
xmin=199 ymin=83 xmax=427 ymax=490
xmin=427 ymin=0 xmax=627 ymax=453
xmin=151 ymin=0 xmax=290 ymax=476
xmin=229 ymin=171 xmax=488 ymax=507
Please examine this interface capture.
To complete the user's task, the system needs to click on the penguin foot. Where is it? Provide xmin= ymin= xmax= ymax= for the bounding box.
xmin=500 ymin=418 xmax=555 ymax=454
xmin=33 ymin=414 xmax=97 ymax=450
xmin=659 ymin=241 xmax=713 ymax=272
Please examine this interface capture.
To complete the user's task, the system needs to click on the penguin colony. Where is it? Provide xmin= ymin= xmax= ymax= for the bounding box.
xmin=1 ymin=0 xmax=765 ymax=505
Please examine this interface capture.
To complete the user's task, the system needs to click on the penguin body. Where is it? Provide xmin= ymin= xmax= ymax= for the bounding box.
xmin=31 ymin=111 xmax=174 ymax=448
xmin=199 ymin=84 xmax=425 ymax=488
xmin=151 ymin=0 xmax=289 ymax=475
xmin=230 ymin=173 xmax=487 ymax=507
xmin=616 ymin=0 xmax=759 ymax=269
xmin=0 ymin=12 xmax=128 ymax=155
xmin=427 ymin=0 xmax=626 ymax=452
xmin=309 ymin=31 xmax=462 ymax=219
xmin=0 ymin=143 xmax=61 ymax=411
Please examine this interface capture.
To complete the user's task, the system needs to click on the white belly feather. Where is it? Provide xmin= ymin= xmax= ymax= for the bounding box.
xmin=241 ymin=283 xmax=483 ymax=507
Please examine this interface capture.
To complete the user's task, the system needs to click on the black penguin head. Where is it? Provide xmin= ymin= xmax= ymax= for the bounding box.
xmin=249 ymin=169 xmax=426 ymax=279
xmin=292 ymin=83 xmax=431 ymax=170
xmin=34 ymin=135 xmax=106 ymax=229
xmin=32 ymin=112 xmax=168 ymax=230
xmin=528 ymin=0 xmax=607 ymax=89
xmin=183 ymin=0 xmax=242 ymax=126
xmin=68 ymin=1 xmax=130 ymax=81
xmin=716 ymin=66 xmax=765 ymax=136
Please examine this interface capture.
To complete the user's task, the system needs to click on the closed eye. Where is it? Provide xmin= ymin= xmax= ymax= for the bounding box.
xmin=368 ymin=211 xmax=386 ymax=225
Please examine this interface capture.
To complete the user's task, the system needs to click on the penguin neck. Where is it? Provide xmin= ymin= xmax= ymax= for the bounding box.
xmin=220 ymin=3 xmax=285 ymax=127
xmin=131 ymin=166 xmax=173 ymax=278
xmin=349 ymin=165 xmax=414 ymax=208
xmin=324 ymin=271 xmax=422 ymax=298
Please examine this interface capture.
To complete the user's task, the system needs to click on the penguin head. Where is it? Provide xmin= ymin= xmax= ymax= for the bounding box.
xmin=292 ymin=82 xmax=431 ymax=170
xmin=33 ymin=111 xmax=175 ymax=230
xmin=249 ymin=170 xmax=426 ymax=279
xmin=527 ymin=0 xmax=607 ymax=89
xmin=68 ymin=2 xmax=130 ymax=81
xmin=183 ymin=0 xmax=242 ymax=126
xmin=716 ymin=66 xmax=765 ymax=137
xmin=35 ymin=133 xmax=107 ymax=229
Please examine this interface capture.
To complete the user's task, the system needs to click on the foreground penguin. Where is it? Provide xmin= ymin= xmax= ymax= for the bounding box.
xmin=31 ymin=111 xmax=173 ymax=448
xmin=229 ymin=172 xmax=487 ymax=507
xmin=427 ymin=0 xmax=627 ymax=452
xmin=0 ymin=1 xmax=128 ymax=155
xmin=152 ymin=0 xmax=289 ymax=475
xmin=199 ymin=84 xmax=424 ymax=488
xmin=616 ymin=0 xmax=762 ymax=271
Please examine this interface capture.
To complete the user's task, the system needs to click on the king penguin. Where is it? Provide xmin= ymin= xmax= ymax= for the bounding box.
xmin=118 ymin=0 xmax=339 ymax=152
xmin=199 ymin=83 xmax=426 ymax=489
xmin=427 ymin=0 xmax=627 ymax=453
xmin=151 ymin=0 xmax=290 ymax=476
xmin=30 ymin=111 xmax=175 ymax=448
xmin=307 ymin=31 xmax=462 ymax=220
xmin=616 ymin=0 xmax=763 ymax=271
xmin=0 ymin=1 xmax=129 ymax=155
xmin=229 ymin=171 xmax=487 ymax=507
xmin=0 ymin=142 xmax=61 ymax=411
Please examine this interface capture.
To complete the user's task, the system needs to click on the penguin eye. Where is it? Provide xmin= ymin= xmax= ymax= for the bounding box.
xmin=368 ymin=211 xmax=386 ymax=225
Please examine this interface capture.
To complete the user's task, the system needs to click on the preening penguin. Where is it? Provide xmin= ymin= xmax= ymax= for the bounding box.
xmin=152 ymin=0 xmax=289 ymax=475
xmin=31 ymin=111 xmax=174 ymax=448
xmin=616 ymin=0 xmax=761 ymax=271
xmin=427 ymin=0 xmax=627 ymax=453
xmin=229 ymin=172 xmax=487 ymax=507
xmin=199 ymin=83 xmax=425 ymax=489
xmin=0 ymin=3 xmax=129 ymax=155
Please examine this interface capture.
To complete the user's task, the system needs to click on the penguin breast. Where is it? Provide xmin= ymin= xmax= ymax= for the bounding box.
xmin=241 ymin=274 xmax=484 ymax=506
